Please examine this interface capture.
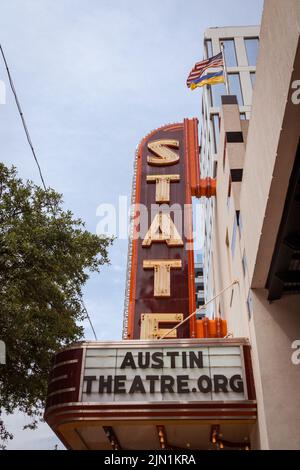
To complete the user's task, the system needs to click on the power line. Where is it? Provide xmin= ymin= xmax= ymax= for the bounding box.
xmin=81 ymin=299 xmax=98 ymax=341
xmin=0 ymin=44 xmax=47 ymax=191
xmin=158 ymin=280 xmax=239 ymax=340
xmin=0 ymin=43 xmax=98 ymax=341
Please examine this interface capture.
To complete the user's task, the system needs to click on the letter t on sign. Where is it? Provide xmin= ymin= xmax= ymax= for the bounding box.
xmin=143 ymin=259 xmax=182 ymax=297
xmin=146 ymin=174 xmax=180 ymax=203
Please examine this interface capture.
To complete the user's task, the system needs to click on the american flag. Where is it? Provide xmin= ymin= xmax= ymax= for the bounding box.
xmin=186 ymin=52 xmax=223 ymax=88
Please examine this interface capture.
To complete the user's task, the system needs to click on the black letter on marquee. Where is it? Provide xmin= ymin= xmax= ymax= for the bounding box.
xmin=229 ymin=374 xmax=244 ymax=393
xmin=161 ymin=375 xmax=175 ymax=393
xmin=177 ymin=375 xmax=190 ymax=393
xmin=213 ymin=375 xmax=228 ymax=393
xmin=99 ymin=375 xmax=113 ymax=393
xmin=84 ymin=376 xmax=96 ymax=394
xmin=120 ymin=352 xmax=136 ymax=369
xmin=197 ymin=375 xmax=212 ymax=393
xmin=166 ymin=351 xmax=179 ymax=368
xmin=114 ymin=375 xmax=127 ymax=394
xmin=151 ymin=352 xmax=163 ymax=369
xmin=182 ymin=352 xmax=187 ymax=368
xmin=146 ymin=375 xmax=160 ymax=393
xmin=138 ymin=351 xmax=150 ymax=369
xmin=129 ymin=376 xmax=146 ymax=394
xmin=189 ymin=351 xmax=203 ymax=369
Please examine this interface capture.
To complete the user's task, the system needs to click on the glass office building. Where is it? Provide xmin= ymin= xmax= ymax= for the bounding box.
xmin=199 ymin=26 xmax=260 ymax=316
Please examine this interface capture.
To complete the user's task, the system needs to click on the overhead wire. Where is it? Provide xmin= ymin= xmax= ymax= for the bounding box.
xmin=0 ymin=43 xmax=98 ymax=341
xmin=81 ymin=300 xmax=98 ymax=341
xmin=0 ymin=44 xmax=47 ymax=191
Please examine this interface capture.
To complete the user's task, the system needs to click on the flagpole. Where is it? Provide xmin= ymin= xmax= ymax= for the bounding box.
xmin=220 ymin=42 xmax=230 ymax=95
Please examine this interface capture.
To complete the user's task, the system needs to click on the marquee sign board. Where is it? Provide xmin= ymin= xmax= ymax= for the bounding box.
xmin=45 ymin=339 xmax=256 ymax=415
xmin=82 ymin=344 xmax=247 ymax=403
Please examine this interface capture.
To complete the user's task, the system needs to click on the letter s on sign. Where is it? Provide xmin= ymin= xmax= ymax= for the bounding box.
xmin=291 ymin=340 xmax=300 ymax=365
xmin=147 ymin=140 xmax=179 ymax=166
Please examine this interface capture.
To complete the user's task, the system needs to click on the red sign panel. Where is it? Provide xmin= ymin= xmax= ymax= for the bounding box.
xmin=125 ymin=119 xmax=200 ymax=340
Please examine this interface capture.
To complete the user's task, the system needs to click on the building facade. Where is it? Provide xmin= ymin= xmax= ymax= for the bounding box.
xmin=207 ymin=0 xmax=300 ymax=449
xmin=44 ymin=0 xmax=300 ymax=451
xmin=200 ymin=25 xmax=259 ymax=316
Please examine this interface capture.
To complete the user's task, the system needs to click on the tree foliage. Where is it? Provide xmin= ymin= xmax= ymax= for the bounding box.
xmin=0 ymin=164 xmax=113 ymax=444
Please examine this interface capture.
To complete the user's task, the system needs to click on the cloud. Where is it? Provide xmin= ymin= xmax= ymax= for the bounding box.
xmin=4 ymin=412 xmax=64 ymax=450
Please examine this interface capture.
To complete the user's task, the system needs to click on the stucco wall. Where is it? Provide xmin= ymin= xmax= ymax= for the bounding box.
xmin=240 ymin=0 xmax=300 ymax=287
xmin=251 ymin=290 xmax=300 ymax=449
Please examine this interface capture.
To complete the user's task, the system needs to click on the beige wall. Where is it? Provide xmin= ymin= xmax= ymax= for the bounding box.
xmin=240 ymin=0 xmax=300 ymax=288
xmin=210 ymin=0 xmax=300 ymax=449
xmin=251 ymin=290 xmax=300 ymax=449
xmin=242 ymin=1 xmax=300 ymax=448
xmin=213 ymin=100 xmax=250 ymax=338
xmin=200 ymin=25 xmax=260 ymax=317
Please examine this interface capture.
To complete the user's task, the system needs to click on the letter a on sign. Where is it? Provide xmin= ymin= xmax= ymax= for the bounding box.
xmin=142 ymin=213 xmax=183 ymax=247
xmin=147 ymin=139 xmax=179 ymax=166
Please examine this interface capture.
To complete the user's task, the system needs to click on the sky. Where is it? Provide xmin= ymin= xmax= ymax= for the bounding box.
xmin=0 ymin=0 xmax=263 ymax=450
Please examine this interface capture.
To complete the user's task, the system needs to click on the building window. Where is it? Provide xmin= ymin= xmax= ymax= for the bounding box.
xmin=228 ymin=73 xmax=244 ymax=105
xmin=207 ymin=85 xmax=212 ymax=106
xmin=218 ymin=302 xmax=222 ymax=318
xmin=223 ymin=143 xmax=226 ymax=170
xmin=244 ymin=38 xmax=259 ymax=66
xmin=231 ymin=214 xmax=237 ymax=257
xmin=246 ymin=290 xmax=253 ymax=320
xmin=238 ymin=212 xmax=243 ymax=231
xmin=211 ymin=114 xmax=220 ymax=154
xmin=230 ymin=168 xmax=243 ymax=182
xmin=213 ymin=161 xmax=218 ymax=178
xmin=250 ymin=72 xmax=256 ymax=88
xmin=210 ymin=82 xmax=227 ymax=107
xmin=220 ymin=39 xmax=237 ymax=66
xmin=242 ymin=249 xmax=247 ymax=277
xmin=240 ymin=113 xmax=246 ymax=120
xmin=227 ymin=176 xmax=232 ymax=208
xmin=205 ymin=39 xmax=213 ymax=58
xmin=230 ymin=289 xmax=234 ymax=307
